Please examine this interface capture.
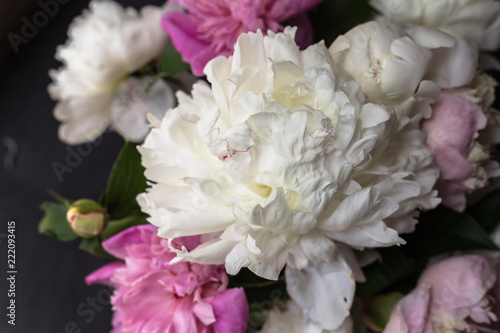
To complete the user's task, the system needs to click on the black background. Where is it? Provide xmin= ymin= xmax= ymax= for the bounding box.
xmin=0 ymin=0 xmax=163 ymax=332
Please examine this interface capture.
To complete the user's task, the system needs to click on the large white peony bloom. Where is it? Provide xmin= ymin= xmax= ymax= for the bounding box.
xmin=49 ymin=0 xmax=174 ymax=144
xmin=138 ymin=27 xmax=439 ymax=332
xmin=369 ymin=0 xmax=500 ymax=51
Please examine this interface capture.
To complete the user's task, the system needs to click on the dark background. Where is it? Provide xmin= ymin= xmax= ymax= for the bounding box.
xmin=0 ymin=1 xmax=499 ymax=333
xmin=0 ymin=0 xmax=163 ymax=332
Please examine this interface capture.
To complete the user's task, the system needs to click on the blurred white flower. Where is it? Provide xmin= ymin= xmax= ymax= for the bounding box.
xmin=370 ymin=0 xmax=500 ymax=51
xmin=138 ymin=27 xmax=439 ymax=332
xmin=259 ymin=301 xmax=306 ymax=333
xmin=49 ymin=0 xmax=172 ymax=144
xmin=259 ymin=300 xmax=353 ymax=333
xmin=110 ymin=77 xmax=175 ymax=142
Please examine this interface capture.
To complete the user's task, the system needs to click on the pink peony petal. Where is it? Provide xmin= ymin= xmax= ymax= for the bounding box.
xmin=434 ymin=180 xmax=468 ymax=212
xmin=281 ymin=0 xmax=324 ymax=20
xmin=90 ymin=225 xmax=248 ymax=332
xmin=384 ymin=284 xmax=432 ymax=333
xmin=192 ymin=301 xmax=216 ymax=325
xmin=287 ymin=13 xmax=314 ymax=49
xmin=211 ymin=288 xmax=249 ymax=333
xmin=385 ymin=255 xmax=500 ymax=332
xmin=162 ymin=11 xmax=210 ymax=75
xmin=161 ymin=0 xmax=323 ymax=76
xmin=85 ymin=261 xmax=125 ymax=286
xmin=418 ymin=255 xmax=497 ymax=318
xmin=102 ymin=224 xmax=156 ymax=259
xmin=422 ymin=91 xmax=490 ymax=212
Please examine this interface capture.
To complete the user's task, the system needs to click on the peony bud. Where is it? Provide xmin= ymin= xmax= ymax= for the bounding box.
xmin=66 ymin=199 xmax=107 ymax=238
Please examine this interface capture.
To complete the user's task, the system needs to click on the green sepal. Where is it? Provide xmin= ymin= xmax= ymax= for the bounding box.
xmin=79 ymin=237 xmax=113 ymax=259
xmin=38 ymin=201 xmax=78 ymax=241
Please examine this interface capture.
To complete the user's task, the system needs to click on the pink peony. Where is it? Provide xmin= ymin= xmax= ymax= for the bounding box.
xmin=86 ymin=225 xmax=248 ymax=333
xmin=384 ymin=254 xmax=500 ymax=333
xmin=422 ymin=74 xmax=500 ymax=212
xmin=162 ymin=0 xmax=323 ymax=76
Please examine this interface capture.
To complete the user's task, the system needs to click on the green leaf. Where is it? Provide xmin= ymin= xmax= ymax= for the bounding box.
xmin=402 ymin=206 xmax=500 ymax=257
xmin=100 ymin=143 xmax=147 ymax=220
xmin=38 ymin=201 xmax=78 ymax=241
xmin=309 ymin=0 xmax=373 ymax=45
xmin=79 ymin=237 xmax=113 ymax=259
xmin=229 ymin=268 xmax=288 ymax=304
xmin=467 ymin=188 xmax=500 ymax=233
xmin=160 ymin=42 xmax=191 ymax=78
xmin=100 ymin=213 xmax=149 ymax=240
xmin=363 ymin=292 xmax=403 ymax=332
xmin=356 ymin=248 xmax=416 ymax=300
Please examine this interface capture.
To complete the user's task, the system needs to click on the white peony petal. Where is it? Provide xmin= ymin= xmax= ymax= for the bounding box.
xmin=404 ymin=25 xmax=455 ymax=49
xmin=424 ymin=40 xmax=478 ymax=89
xmin=320 ymin=188 xmax=398 ymax=232
xmin=286 ymin=255 xmax=355 ymax=331
xmin=110 ymin=77 xmax=175 ymax=142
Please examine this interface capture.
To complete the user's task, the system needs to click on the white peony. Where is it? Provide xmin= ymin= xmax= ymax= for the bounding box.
xmin=329 ymin=21 xmax=478 ymax=108
xmin=370 ymin=0 xmax=500 ymax=51
xmin=138 ymin=27 xmax=439 ymax=331
xmin=49 ymin=0 xmax=173 ymax=144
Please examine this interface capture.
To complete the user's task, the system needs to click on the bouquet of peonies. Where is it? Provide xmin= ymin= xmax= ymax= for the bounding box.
xmin=39 ymin=0 xmax=500 ymax=332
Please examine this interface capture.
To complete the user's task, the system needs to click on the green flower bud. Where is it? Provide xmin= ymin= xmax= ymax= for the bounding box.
xmin=66 ymin=199 xmax=107 ymax=238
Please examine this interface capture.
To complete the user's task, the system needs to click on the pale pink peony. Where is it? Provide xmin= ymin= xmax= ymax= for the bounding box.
xmin=86 ymin=225 xmax=248 ymax=333
xmin=422 ymin=75 xmax=500 ymax=212
xmin=384 ymin=254 xmax=500 ymax=333
xmin=162 ymin=0 xmax=323 ymax=76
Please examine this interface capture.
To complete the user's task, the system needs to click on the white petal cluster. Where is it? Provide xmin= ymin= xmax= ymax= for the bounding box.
xmin=138 ymin=27 xmax=439 ymax=331
xmin=329 ymin=21 xmax=477 ymax=109
xmin=370 ymin=0 xmax=500 ymax=51
xmin=49 ymin=0 xmax=172 ymax=144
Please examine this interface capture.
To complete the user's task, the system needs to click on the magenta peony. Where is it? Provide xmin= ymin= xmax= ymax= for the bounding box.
xmin=162 ymin=0 xmax=323 ymax=76
xmin=86 ymin=225 xmax=248 ymax=333
xmin=384 ymin=254 xmax=500 ymax=333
